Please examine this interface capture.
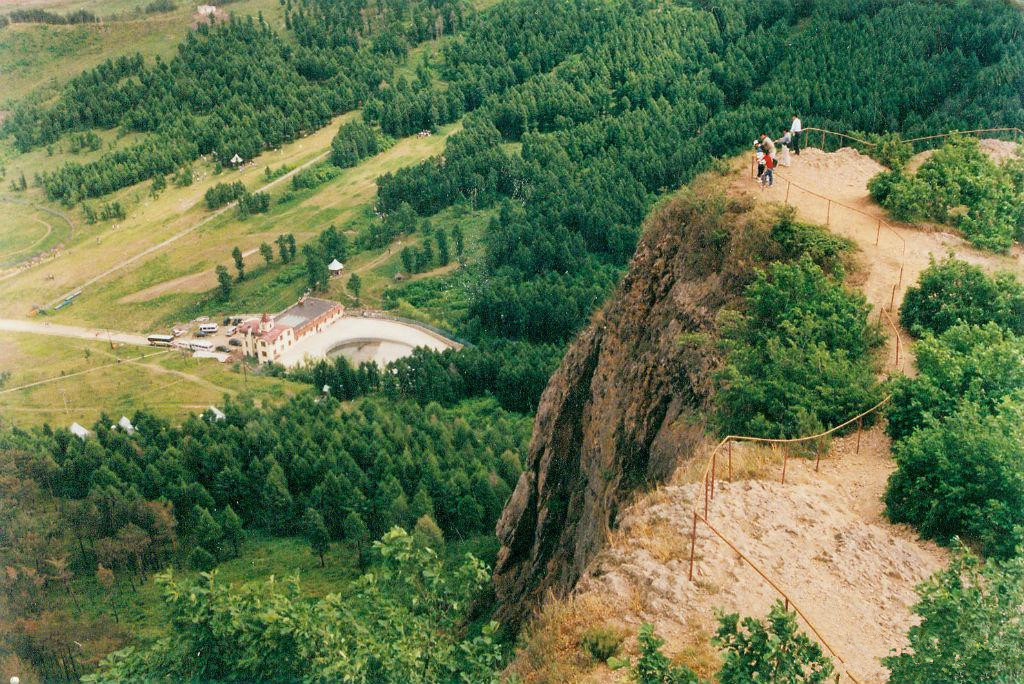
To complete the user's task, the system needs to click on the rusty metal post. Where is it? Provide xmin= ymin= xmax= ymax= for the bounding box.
xmin=785 ymin=597 xmax=790 ymax=611
xmin=821 ymin=130 xmax=825 ymax=150
xmin=875 ymin=220 xmax=881 ymax=246
xmin=889 ymin=283 xmax=897 ymax=312
xmin=898 ymin=263 xmax=904 ymax=289
xmin=826 ymin=200 xmax=831 ymax=226
xmin=785 ymin=181 xmax=791 ymax=204
xmin=815 ymin=439 xmax=822 ymax=473
xmin=856 ymin=416 xmax=862 ymax=454
xmin=711 ymin=448 xmax=717 ymax=501
xmin=704 ymin=474 xmax=709 ymax=519
xmin=895 ymin=331 xmax=901 ymax=366
xmin=751 ymin=153 xmax=755 ymax=179
xmin=780 ymin=448 xmax=788 ymax=485
xmin=688 ymin=511 xmax=698 ymax=581
xmin=728 ymin=440 xmax=733 ymax=481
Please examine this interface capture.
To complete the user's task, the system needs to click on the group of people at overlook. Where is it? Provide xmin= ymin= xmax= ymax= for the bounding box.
xmin=754 ymin=115 xmax=802 ymax=188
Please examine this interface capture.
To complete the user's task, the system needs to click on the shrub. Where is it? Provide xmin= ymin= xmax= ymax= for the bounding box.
xmin=205 ymin=181 xmax=245 ymax=209
xmin=869 ymin=133 xmax=914 ymax=171
xmin=611 ymin=623 xmax=701 ymax=683
xmin=580 ymin=625 xmax=624 ymax=663
xmin=886 ymin=323 xmax=1024 ymax=442
xmin=885 ymin=399 xmax=1024 ymax=559
xmin=884 ymin=545 xmax=1024 ymax=682
xmin=715 ymin=256 xmax=883 ymax=438
xmin=899 ymin=256 xmax=1024 ymax=336
xmin=714 ymin=601 xmax=835 ymax=683
xmin=871 ymin=137 xmax=1024 ymax=252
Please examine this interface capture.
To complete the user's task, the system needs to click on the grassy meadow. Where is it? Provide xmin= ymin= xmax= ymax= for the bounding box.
xmin=0 ymin=330 xmax=301 ymax=428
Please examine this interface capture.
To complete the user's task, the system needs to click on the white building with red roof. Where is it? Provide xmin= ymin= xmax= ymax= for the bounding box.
xmin=238 ymin=297 xmax=344 ymax=363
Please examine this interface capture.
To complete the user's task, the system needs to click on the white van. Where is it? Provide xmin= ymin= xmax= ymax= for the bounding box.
xmin=199 ymin=323 xmax=219 ymax=334
xmin=226 ymin=325 xmax=237 ymax=336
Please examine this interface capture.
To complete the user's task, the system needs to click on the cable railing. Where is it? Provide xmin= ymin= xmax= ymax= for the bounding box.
xmin=800 ymin=126 xmax=1024 ymax=154
xmin=688 ymin=142 xmax=929 ymax=680
xmin=686 ymin=395 xmax=893 ymax=684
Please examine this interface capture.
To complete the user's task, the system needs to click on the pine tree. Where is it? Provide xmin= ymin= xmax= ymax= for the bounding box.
xmin=193 ymin=505 xmax=224 ymax=559
xmin=221 ymin=504 xmax=244 ymax=557
xmin=436 ymin=229 xmax=450 ymax=265
xmin=342 ymin=510 xmax=370 ymax=569
xmin=302 ymin=507 xmax=330 ymax=566
xmin=232 ymin=246 xmax=245 ymax=281
xmin=216 ymin=265 xmax=233 ymax=300
xmin=451 ymin=225 xmax=464 ymax=256
xmin=347 ymin=273 xmax=361 ymax=302
xmin=401 ymin=246 xmax=414 ymax=274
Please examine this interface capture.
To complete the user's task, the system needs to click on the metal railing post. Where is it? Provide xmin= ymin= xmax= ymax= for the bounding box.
xmin=688 ymin=510 xmax=698 ymax=581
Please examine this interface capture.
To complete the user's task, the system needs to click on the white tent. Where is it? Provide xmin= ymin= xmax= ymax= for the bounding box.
xmin=230 ymin=153 xmax=243 ymax=166
xmin=328 ymin=259 xmax=344 ymax=275
xmin=207 ymin=406 xmax=226 ymax=421
xmin=69 ymin=422 xmax=90 ymax=440
xmin=117 ymin=416 xmax=136 ymax=434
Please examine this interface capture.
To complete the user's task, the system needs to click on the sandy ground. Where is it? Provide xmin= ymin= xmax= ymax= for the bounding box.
xmin=275 ymin=314 xmax=459 ymax=368
xmin=580 ymin=435 xmax=946 ymax=682
xmin=0 ymin=318 xmax=149 ymax=346
xmin=733 ymin=145 xmax=1024 ymax=373
xmin=526 ymin=146 xmax=1024 ymax=683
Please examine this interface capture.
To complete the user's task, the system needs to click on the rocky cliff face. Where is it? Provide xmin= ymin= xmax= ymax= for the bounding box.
xmin=493 ymin=189 xmax=771 ymax=628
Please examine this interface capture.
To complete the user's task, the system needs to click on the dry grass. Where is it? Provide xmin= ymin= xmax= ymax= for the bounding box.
xmin=508 ymin=592 xmax=622 ymax=684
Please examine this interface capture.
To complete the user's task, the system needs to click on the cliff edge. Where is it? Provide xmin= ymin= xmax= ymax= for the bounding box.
xmin=493 ymin=188 xmax=780 ymax=627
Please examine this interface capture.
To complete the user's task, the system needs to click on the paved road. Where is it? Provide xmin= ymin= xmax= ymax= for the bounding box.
xmin=0 ymin=318 xmax=150 ymax=346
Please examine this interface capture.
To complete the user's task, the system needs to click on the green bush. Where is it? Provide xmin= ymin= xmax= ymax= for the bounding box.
xmin=886 ymin=323 xmax=1024 ymax=442
xmin=885 ymin=399 xmax=1024 ymax=559
xmin=580 ymin=625 xmax=624 ymax=663
xmin=884 ymin=546 xmax=1024 ymax=682
xmin=611 ymin=623 xmax=701 ymax=684
xmin=870 ymin=137 xmax=1024 ymax=252
xmin=714 ymin=601 xmax=835 ymax=683
xmin=899 ymin=256 xmax=1024 ymax=336
xmin=870 ymin=133 xmax=914 ymax=171
xmin=715 ymin=256 xmax=883 ymax=438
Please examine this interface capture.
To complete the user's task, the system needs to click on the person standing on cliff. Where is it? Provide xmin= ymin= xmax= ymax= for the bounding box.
xmin=759 ymin=133 xmax=776 ymax=158
xmin=761 ymin=150 xmax=775 ymax=188
xmin=790 ymin=115 xmax=802 ymax=155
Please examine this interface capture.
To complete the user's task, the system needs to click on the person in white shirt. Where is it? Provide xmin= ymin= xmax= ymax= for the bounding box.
xmin=790 ymin=115 xmax=802 ymax=155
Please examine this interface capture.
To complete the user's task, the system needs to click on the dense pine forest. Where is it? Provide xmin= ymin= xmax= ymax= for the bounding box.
xmin=4 ymin=0 xmax=1024 ymax=679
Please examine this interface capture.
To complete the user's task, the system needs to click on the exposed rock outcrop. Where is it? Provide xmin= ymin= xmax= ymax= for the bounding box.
xmin=494 ymin=189 xmax=778 ymax=627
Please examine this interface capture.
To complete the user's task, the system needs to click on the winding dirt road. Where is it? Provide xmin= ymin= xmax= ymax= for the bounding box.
xmin=0 ymin=318 xmax=150 ymax=346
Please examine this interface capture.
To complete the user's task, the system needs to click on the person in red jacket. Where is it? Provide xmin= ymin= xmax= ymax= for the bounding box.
xmin=761 ymin=150 xmax=775 ymax=188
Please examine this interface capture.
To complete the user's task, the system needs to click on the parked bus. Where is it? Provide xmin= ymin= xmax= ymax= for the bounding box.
xmin=199 ymin=323 xmax=219 ymax=334
xmin=188 ymin=340 xmax=215 ymax=352
xmin=147 ymin=334 xmax=175 ymax=347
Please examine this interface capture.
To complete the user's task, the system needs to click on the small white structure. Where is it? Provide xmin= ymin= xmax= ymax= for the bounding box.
xmin=117 ymin=416 xmax=135 ymax=434
xmin=328 ymin=259 xmax=344 ymax=277
xmin=230 ymin=153 xmax=243 ymax=167
xmin=207 ymin=406 xmax=226 ymax=422
xmin=69 ymin=422 xmax=90 ymax=440
xmin=197 ymin=5 xmax=216 ymax=16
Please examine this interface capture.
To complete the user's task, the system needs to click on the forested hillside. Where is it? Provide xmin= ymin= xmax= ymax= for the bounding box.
xmin=4 ymin=0 xmax=1024 ymax=679
xmin=373 ymin=0 xmax=1024 ymax=359
xmin=2 ymin=0 xmax=469 ymax=203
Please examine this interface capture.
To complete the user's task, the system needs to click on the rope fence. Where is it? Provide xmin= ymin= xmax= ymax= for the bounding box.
xmin=698 ymin=133 xmax=953 ymax=679
xmin=799 ymin=126 xmax=1024 ymax=155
